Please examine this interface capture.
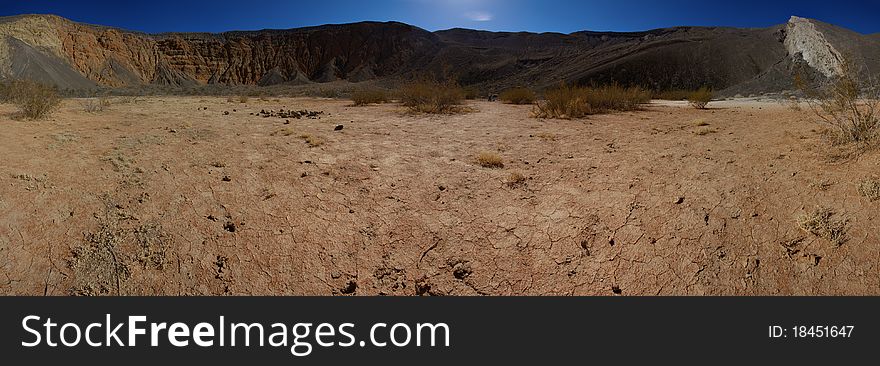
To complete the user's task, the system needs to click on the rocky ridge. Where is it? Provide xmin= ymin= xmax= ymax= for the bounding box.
xmin=0 ymin=14 xmax=878 ymax=94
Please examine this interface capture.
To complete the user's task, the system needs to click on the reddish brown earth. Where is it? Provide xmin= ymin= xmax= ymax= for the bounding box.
xmin=0 ymin=97 xmax=877 ymax=295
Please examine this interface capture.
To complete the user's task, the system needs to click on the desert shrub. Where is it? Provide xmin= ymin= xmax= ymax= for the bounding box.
xmin=500 ymin=87 xmax=537 ymax=104
xmin=797 ymin=58 xmax=878 ymax=144
xmin=81 ymin=97 xmax=111 ymax=113
xmin=319 ymin=89 xmax=340 ymax=99
xmin=797 ymin=207 xmax=847 ymax=246
xmin=505 ymin=171 xmax=527 ymax=187
xmin=534 ymin=83 xmax=650 ymax=119
xmin=116 ymin=96 xmax=139 ymax=104
xmin=688 ymin=87 xmax=713 ymax=109
xmin=399 ymin=80 xmax=465 ymax=114
xmin=858 ymin=177 xmax=880 ymax=201
xmin=533 ymin=84 xmax=593 ymax=119
xmin=299 ymin=133 xmax=324 ymax=147
xmin=4 ymin=80 xmax=62 ymax=119
xmin=653 ymin=89 xmax=692 ymax=101
xmin=238 ymin=95 xmax=249 ymax=103
xmin=463 ymin=86 xmax=480 ymax=100
xmin=351 ymin=89 xmax=389 ymax=106
xmin=475 ymin=151 xmax=504 ymax=168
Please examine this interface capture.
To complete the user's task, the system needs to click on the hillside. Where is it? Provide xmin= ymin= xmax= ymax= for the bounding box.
xmin=0 ymin=14 xmax=878 ymax=94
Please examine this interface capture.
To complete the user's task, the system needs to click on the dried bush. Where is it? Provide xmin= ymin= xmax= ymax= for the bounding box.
xmin=688 ymin=87 xmax=713 ymax=109
xmin=476 ymin=151 xmax=504 ymax=168
xmin=351 ymin=89 xmax=390 ymax=106
xmin=463 ymin=86 xmax=480 ymax=100
xmin=399 ymin=80 xmax=465 ymax=114
xmin=533 ymin=83 xmax=650 ymax=119
xmin=797 ymin=58 xmax=878 ymax=144
xmin=505 ymin=171 xmax=527 ymax=187
xmin=81 ymin=97 xmax=111 ymax=113
xmin=299 ymin=134 xmax=324 ymax=147
xmin=3 ymin=80 xmax=62 ymax=119
xmin=797 ymin=207 xmax=847 ymax=246
xmin=858 ymin=177 xmax=880 ymax=201
xmin=653 ymin=89 xmax=692 ymax=101
xmin=500 ymin=87 xmax=537 ymax=105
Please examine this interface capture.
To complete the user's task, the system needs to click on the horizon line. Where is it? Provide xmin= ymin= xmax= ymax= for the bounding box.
xmin=4 ymin=12 xmax=871 ymax=37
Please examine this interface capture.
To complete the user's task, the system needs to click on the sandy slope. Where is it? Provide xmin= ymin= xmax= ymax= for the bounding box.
xmin=0 ymin=97 xmax=877 ymax=295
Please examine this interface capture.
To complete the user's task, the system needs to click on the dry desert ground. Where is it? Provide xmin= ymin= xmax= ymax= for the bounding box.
xmin=0 ymin=97 xmax=878 ymax=295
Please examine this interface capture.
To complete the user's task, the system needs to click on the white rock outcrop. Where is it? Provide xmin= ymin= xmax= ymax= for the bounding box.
xmin=784 ymin=16 xmax=844 ymax=77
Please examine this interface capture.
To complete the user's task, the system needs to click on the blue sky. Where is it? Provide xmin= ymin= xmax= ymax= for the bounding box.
xmin=1 ymin=0 xmax=878 ymax=34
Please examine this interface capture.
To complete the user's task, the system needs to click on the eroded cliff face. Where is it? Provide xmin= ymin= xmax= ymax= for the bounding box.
xmin=1 ymin=14 xmax=877 ymax=92
xmin=784 ymin=16 xmax=844 ymax=78
xmin=0 ymin=15 xmax=440 ymax=88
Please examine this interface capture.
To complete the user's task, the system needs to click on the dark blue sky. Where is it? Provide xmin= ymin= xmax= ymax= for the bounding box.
xmin=1 ymin=0 xmax=878 ymax=34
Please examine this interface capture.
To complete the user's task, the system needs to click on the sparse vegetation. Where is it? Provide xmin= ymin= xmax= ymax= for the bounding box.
xmin=81 ymin=97 xmax=112 ymax=113
xmin=351 ymin=89 xmax=390 ymax=106
xmin=476 ymin=151 xmax=504 ymax=168
xmin=270 ymin=128 xmax=296 ymax=137
xmin=463 ymin=86 xmax=480 ymax=100
xmin=238 ymin=95 xmax=250 ymax=103
xmin=319 ymin=89 xmax=340 ymax=99
xmin=796 ymin=58 xmax=878 ymax=144
xmin=653 ymin=89 xmax=693 ymax=101
xmin=399 ymin=80 xmax=466 ymax=114
xmin=858 ymin=177 xmax=880 ymax=201
xmin=797 ymin=207 xmax=847 ymax=246
xmin=535 ymin=132 xmax=557 ymax=141
xmin=688 ymin=87 xmax=713 ymax=109
xmin=693 ymin=127 xmax=716 ymax=135
xmin=2 ymin=80 xmax=62 ymax=119
xmin=505 ymin=171 xmax=527 ymax=187
xmin=693 ymin=119 xmax=710 ymax=127
xmin=299 ymin=133 xmax=324 ymax=147
xmin=500 ymin=87 xmax=537 ymax=105
xmin=533 ymin=83 xmax=650 ymax=119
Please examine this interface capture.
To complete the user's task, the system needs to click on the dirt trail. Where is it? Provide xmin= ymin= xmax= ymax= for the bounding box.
xmin=0 ymin=97 xmax=877 ymax=295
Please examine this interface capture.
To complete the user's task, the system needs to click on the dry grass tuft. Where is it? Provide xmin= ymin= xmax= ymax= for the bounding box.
xmin=81 ymin=97 xmax=112 ymax=113
xmin=797 ymin=207 xmax=847 ymax=246
xmin=299 ymin=133 xmax=324 ymax=147
xmin=533 ymin=83 xmax=650 ymax=119
xmin=505 ymin=171 xmax=527 ymax=187
xmin=476 ymin=151 xmax=504 ymax=169
xmin=270 ymin=128 xmax=296 ymax=137
xmin=238 ymin=96 xmax=250 ymax=103
xmin=693 ymin=127 xmax=717 ymax=136
xmin=535 ymin=132 xmax=557 ymax=141
xmin=399 ymin=80 xmax=466 ymax=114
xmin=500 ymin=87 xmax=537 ymax=105
xmin=2 ymin=80 xmax=62 ymax=119
xmin=688 ymin=86 xmax=713 ymax=109
xmin=858 ymin=177 xmax=880 ymax=201
xmin=351 ymin=89 xmax=390 ymax=106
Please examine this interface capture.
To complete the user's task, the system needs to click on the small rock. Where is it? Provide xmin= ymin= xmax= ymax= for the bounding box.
xmin=674 ymin=196 xmax=685 ymax=204
xmin=452 ymin=262 xmax=472 ymax=280
xmin=334 ymin=124 xmax=344 ymax=131
xmin=340 ymin=280 xmax=357 ymax=294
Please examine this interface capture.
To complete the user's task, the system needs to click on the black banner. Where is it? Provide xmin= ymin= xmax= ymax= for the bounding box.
xmin=0 ymin=297 xmax=876 ymax=364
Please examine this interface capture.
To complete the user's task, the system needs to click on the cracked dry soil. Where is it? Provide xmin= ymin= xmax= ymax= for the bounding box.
xmin=0 ymin=97 xmax=877 ymax=295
